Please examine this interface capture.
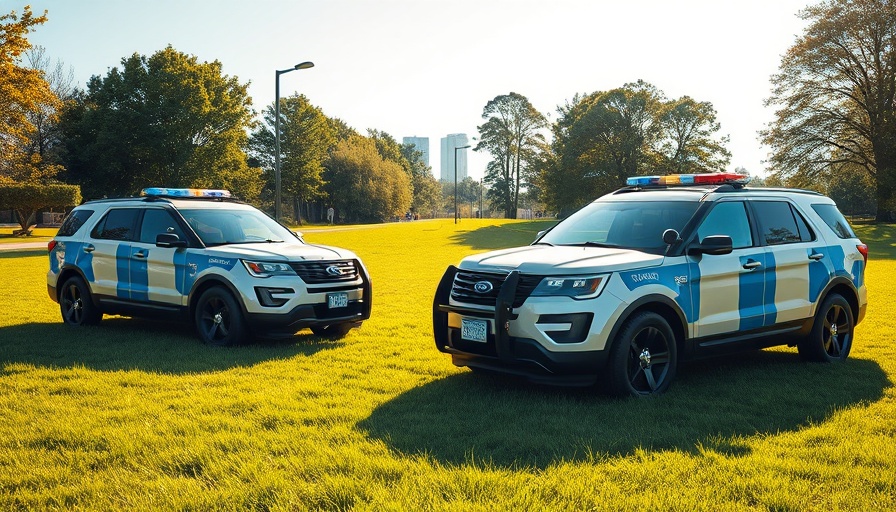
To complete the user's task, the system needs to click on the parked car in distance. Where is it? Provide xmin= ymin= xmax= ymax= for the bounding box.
xmin=48 ymin=188 xmax=371 ymax=345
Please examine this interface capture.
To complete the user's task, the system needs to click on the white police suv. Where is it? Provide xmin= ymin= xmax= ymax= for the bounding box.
xmin=48 ymin=188 xmax=371 ymax=345
xmin=433 ymin=174 xmax=868 ymax=396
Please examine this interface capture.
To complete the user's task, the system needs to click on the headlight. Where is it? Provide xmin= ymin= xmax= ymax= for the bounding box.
xmin=242 ymin=260 xmax=296 ymax=278
xmin=531 ymin=275 xmax=607 ymax=299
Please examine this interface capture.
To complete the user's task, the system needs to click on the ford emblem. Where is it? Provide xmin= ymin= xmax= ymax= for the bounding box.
xmin=325 ymin=265 xmax=343 ymax=276
xmin=473 ymin=281 xmax=493 ymax=294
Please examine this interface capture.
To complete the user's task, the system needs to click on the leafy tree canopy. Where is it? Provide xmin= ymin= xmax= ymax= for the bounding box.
xmin=763 ymin=0 xmax=896 ymax=220
xmin=0 ymin=6 xmax=57 ymax=176
xmin=0 ymin=181 xmax=80 ymax=231
xmin=59 ymin=46 xmax=260 ymax=201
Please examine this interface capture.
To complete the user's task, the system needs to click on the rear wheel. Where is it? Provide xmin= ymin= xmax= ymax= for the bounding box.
xmin=59 ymin=276 xmax=102 ymax=326
xmin=798 ymin=293 xmax=853 ymax=362
xmin=606 ymin=312 xmax=677 ymax=397
xmin=194 ymin=287 xmax=246 ymax=346
xmin=311 ymin=323 xmax=354 ymax=339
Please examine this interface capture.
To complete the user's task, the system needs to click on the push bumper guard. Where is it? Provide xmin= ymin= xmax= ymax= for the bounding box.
xmin=433 ymin=266 xmax=605 ymax=387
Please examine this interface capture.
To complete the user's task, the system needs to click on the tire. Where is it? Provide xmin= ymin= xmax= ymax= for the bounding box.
xmin=310 ymin=323 xmax=354 ymax=339
xmin=194 ymin=287 xmax=246 ymax=346
xmin=798 ymin=293 xmax=854 ymax=362
xmin=605 ymin=311 xmax=678 ymax=397
xmin=59 ymin=276 xmax=102 ymax=326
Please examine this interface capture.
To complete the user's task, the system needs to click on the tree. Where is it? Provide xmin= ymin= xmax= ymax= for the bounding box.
xmin=58 ymin=46 xmax=260 ymax=201
xmin=476 ymin=92 xmax=548 ymax=218
xmin=0 ymin=6 xmax=54 ymax=170
xmin=322 ymin=135 xmax=411 ymax=223
xmin=249 ymin=93 xmax=334 ymax=223
xmin=763 ymin=0 xmax=896 ymax=220
xmin=657 ymin=96 xmax=731 ymax=174
xmin=540 ymin=81 xmax=731 ymax=215
xmin=0 ymin=182 xmax=80 ymax=231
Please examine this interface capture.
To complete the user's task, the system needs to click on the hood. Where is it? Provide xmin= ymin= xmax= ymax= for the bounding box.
xmin=459 ymin=245 xmax=664 ymax=274
xmin=207 ymin=241 xmax=356 ymax=261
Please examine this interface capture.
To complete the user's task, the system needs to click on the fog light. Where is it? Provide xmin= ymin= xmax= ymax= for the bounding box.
xmin=255 ymin=287 xmax=294 ymax=307
xmin=536 ymin=313 xmax=593 ymax=343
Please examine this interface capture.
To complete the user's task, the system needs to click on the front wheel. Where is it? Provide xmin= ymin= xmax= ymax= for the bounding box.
xmin=798 ymin=293 xmax=854 ymax=362
xmin=605 ymin=312 xmax=677 ymax=397
xmin=194 ymin=287 xmax=246 ymax=346
xmin=311 ymin=323 xmax=354 ymax=339
xmin=59 ymin=276 xmax=102 ymax=326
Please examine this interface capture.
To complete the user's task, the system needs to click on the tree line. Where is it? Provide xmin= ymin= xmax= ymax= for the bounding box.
xmin=3 ymin=0 xmax=895 ymax=224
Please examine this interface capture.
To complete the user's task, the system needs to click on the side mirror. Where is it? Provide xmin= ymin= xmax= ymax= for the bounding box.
xmin=688 ymin=235 xmax=733 ymax=256
xmin=662 ymin=229 xmax=680 ymax=245
xmin=156 ymin=233 xmax=187 ymax=248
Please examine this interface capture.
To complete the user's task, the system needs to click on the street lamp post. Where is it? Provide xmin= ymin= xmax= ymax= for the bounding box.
xmin=274 ymin=61 xmax=314 ymax=222
xmin=454 ymin=144 xmax=470 ymax=224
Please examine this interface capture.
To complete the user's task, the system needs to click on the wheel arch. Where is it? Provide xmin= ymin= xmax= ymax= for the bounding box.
xmin=56 ymin=266 xmax=97 ymax=305
xmin=816 ymin=277 xmax=860 ymax=326
xmin=605 ymin=294 xmax=688 ymax=357
xmin=188 ymin=275 xmax=247 ymax=320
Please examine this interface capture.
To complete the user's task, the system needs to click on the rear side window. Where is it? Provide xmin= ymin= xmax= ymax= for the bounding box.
xmin=812 ymin=203 xmax=858 ymax=239
xmin=91 ymin=209 xmax=139 ymax=241
xmin=752 ymin=201 xmax=811 ymax=245
xmin=57 ymin=209 xmax=94 ymax=237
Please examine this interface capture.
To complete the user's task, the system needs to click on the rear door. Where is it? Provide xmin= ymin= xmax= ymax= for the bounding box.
xmin=88 ymin=208 xmax=140 ymax=300
xmin=749 ymin=200 xmax=818 ymax=325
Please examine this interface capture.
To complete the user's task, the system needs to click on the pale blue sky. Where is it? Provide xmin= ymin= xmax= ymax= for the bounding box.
xmin=15 ymin=0 xmax=810 ymax=179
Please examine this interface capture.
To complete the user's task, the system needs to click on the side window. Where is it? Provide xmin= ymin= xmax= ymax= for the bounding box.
xmin=57 ymin=209 xmax=94 ymax=237
xmin=791 ymin=205 xmax=815 ymax=242
xmin=139 ymin=209 xmax=187 ymax=244
xmin=91 ymin=209 xmax=139 ymax=241
xmin=753 ymin=201 xmax=803 ymax=245
xmin=811 ymin=203 xmax=858 ymax=239
xmin=696 ymin=202 xmax=753 ymax=249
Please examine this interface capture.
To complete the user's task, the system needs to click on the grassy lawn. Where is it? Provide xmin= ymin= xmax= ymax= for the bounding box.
xmin=0 ymin=226 xmax=57 ymax=243
xmin=1 ymin=218 xmax=895 ymax=510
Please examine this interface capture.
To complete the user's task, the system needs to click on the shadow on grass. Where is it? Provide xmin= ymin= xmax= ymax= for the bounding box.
xmin=449 ymin=220 xmax=558 ymax=250
xmin=359 ymin=349 xmax=890 ymax=468
xmin=0 ymin=249 xmax=46 ymax=259
xmin=0 ymin=317 xmax=340 ymax=375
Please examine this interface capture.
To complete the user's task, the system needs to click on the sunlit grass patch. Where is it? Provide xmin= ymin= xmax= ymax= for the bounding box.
xmin=0 ymin=220 xmax=894 ymax=510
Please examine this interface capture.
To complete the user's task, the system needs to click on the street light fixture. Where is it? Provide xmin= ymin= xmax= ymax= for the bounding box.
xmin=274 ymin=61 xmax=314 ymax=222
xmin=454 ymin=144 xmax=471 ymax=224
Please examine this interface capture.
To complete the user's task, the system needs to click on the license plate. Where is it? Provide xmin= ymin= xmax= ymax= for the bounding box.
xmin=327 ymin=292 xmax=348 ymax=309
xmin=461 ymin=318 xmax=488 ymax=343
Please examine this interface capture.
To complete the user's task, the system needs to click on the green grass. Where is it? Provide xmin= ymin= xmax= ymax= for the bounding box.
xmin=1 ymin=218 xmax=895 ymax=511
xmin=0 ymin=226 xmax=56 ymax=243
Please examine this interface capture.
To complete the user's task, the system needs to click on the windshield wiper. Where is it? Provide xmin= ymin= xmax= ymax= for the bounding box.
xmin=563 ymin=241 xmax=623 ymax=248
xmin=532 ymin=241 xmax=554 ymax=246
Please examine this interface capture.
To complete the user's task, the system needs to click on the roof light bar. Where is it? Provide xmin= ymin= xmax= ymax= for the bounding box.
xmin=626 ymin=173 xmax=747 ymax=187
xmin=142 ymin=188 xmax=232 ymax=198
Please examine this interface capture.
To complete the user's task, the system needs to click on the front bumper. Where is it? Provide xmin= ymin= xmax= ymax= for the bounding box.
xmin=433 ymin=266 xmax=607 ymax=386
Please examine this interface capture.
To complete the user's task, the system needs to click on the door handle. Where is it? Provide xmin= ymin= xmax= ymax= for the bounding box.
xmin=809 ymin=252 xmax=825 ymax=261
xmin=133 ymin=250 xmax=147 ymax=259
xmin=742 ymin=259 xmax=762 ymax=269
xmin=82 ymin=244 xmax=94 ymax=253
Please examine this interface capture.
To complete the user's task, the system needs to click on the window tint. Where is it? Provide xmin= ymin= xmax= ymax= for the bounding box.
xmin=753 ymin=201 xmax=803 ymax=245
xmin=811 ymin=203 xmax=857 ymax=239
xmin=91 ymin=209 xmax=138 ymax=240
xmin=697 ymin=202 xmax=752 ymax=249
xmin=139 ymin=209 xmax=186 ymax=244
xmin=791 ymin=205 xmax=815 ymax=242
xmin=57 ymin=209 xmax=94 ymax=237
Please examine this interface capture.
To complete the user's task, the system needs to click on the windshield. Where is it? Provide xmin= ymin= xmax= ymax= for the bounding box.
xmin=539 ymin=200 xmax=700 ymax=253
xmin=179 ymin=208 xmax=295 ymax=246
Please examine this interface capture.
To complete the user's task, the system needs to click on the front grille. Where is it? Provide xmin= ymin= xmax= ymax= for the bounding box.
xmin=451 ymin=270 xmax=542 ymax=308
xmin=290 ymin=260 xmax=359 ymax=284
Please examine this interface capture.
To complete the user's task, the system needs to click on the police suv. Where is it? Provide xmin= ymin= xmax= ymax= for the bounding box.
xmin=47 ymin=188 xmax=371 ymax=345
xmin=433 ymin=174 xmax=868 ymax=396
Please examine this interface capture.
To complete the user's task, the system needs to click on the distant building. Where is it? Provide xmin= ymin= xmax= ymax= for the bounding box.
xmin=440 ymin=133 xmax=469 ymax=182
xmin=402 ymin=136 xmax=430 ymax=168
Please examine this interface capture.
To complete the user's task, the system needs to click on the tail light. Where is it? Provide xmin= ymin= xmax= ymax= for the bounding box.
xmin=48 ymin=240 xmax=57 ymax=252
xmin=857 ymin=244 xmax=868 ymax=265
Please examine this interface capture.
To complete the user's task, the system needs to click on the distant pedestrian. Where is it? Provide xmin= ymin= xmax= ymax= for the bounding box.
xmin=327 ymin=207 xmax=334 ymax=225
